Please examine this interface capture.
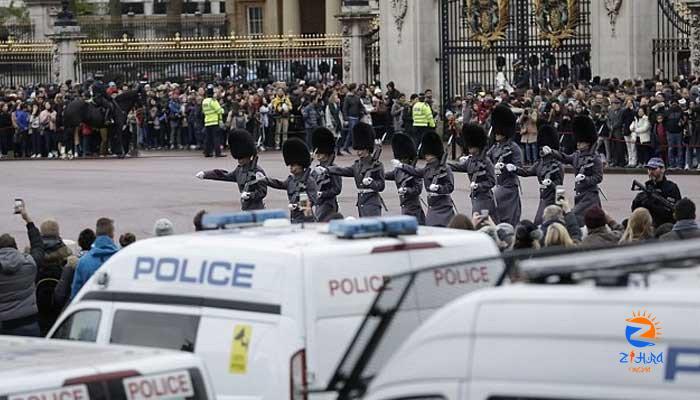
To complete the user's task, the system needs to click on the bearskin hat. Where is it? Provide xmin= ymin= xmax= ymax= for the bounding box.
xmin=490 ymin=104 xmax=516 ymax=138
xmin=496 ymin=56 xmax=506 ymax=71
xmin=537 ymin=124 xmax=559 ymax=150
xmin=311 ymin=127 xmax=335 ymax=155
xmin=391 ymin=133 xmax=417 ymax=161
xmin=229 ymin=129 xmax=256 ymax=159
xmin=419 ymin=130 xmax=444 ymax=159
xmin=282 ymin=138 xmax=311 ymax=168
xmin=462 ymin=123 xmax=488 ymax=150
xmin=352 ymin=122 xmax=375 ymax=151
xmin=529 ymin=54 xmax=539 ymax=67
xmin=573 ymin=115 xmax=597 ymax=145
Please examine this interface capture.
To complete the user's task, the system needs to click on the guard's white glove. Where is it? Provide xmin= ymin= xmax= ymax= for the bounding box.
xmin=195 ymin=171 xmax=205 ymax=179
xmin=575 ymin=173 xmax=586 ymax=182
xmin=397 ymin=187 xmax=407 ymax=195
xmin=506 ymin=163 xmax=517 ymax=172
xmin=470 ymin=181 xmax=479 ymax=190
xmin=494 ymin=162 xmax=505 ymax=170
xmin=429 ymin=184 xmax=440 ymax=192
xmin=288 ymin=203 xmax=298 ymax=210
xmin=374 ymin=139 xmax=382 ymax=145
xmin=314 ymin=166 xmax=327 ymax=174
xmin=541 ymin=178 xmax=553 ymax=187
xmin=362 ymin=177 xmax=374 ymax=186
xmin=541 ymin=146 xmax=552 ymax=155
xmin=241 ymin=192 xmax=251 ymax=200
xmin=317 ymin=191 xmax=324 ymax=199
xmin=459 ymin=155 xmax=471 ymax=164
xmin=390 ymin=159 xmax=403 ymax=169
xmin=255 ymin=171 xmax=266 ymax=181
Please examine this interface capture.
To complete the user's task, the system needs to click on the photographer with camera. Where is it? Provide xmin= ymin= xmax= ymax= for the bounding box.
xmin=631 ymin=157 xmax=681 ymax=227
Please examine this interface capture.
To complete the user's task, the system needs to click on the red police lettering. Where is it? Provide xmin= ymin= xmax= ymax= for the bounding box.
xmin=328 ymin=275 xmax=392 ymax=296
xmin=126 ymin=373 xmax=192 ymax=399
xmin=12 ymin=388 xmax=87 ymax=400
xmin=433 ymin=266 xmax=489 ymax=286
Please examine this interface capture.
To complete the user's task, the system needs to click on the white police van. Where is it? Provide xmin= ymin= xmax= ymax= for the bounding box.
xmin=0 ymin=336 xmax=214 ymax=400
xmin=360 ymin=240 xmax=700 ymax=400
xmin=48 ymin=211 xmax=503 ymax=400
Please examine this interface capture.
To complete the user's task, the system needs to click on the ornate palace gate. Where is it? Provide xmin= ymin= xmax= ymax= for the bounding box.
xmin=652 ymin=0 xmax=690 ymax=81
xmin=439 ymin=0 xmax=591 ymax=108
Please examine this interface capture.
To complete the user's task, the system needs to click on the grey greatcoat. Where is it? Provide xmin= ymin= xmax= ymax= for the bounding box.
xmin=202 ymin=162 xmax=267 ymax=210
xmin=554 ymin=148 xmax=603 ymax=226
xmin=264 ymin=169 xmax=319 ymax=223
xmin=386 ymin=166 xmax=426 ymax=225
xmin=486 ymin=140 xmax=523 ymax=226
xmin=312 ymin=158 xmax=342 ymax=222
xmin=401 ymin=160 xmax=455 ymax=227
xmin=449 ymin=153 xmax=497 ymax=219
xmin=516 ymin=154 xmax=565 ymax=225
xmin=327 ymin=156 xmax=386 ymax=217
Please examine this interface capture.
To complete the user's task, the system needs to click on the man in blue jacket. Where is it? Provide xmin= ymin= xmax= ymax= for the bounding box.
xmin=71 ymin=218 xmax=119 ymax=298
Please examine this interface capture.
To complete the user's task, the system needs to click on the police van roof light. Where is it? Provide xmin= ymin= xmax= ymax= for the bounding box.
xmin=329 ymin=216 xmax=418 ymax=239
xmin=202 ymin=210 xmax=288 ymax=229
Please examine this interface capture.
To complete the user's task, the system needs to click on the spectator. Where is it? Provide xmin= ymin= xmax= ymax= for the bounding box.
xmin=660 ymin=198 xmax=700 ymax=240
xmin=153 ymin=218 xmax=175 ymax=237
xmin=34 ymin=218 xmax=72 ymax=333
xmin=341 ymin=83 xmax=363 ymax=154
xmin=540 ymin=203 xmax=582 ymax=243
xmin=496 ymin=223 xmax=516 ymax=251
xmin=620 ymin=207 xmax=654 ymax=243
xmin=71 ymin=218 xmax=119 ymax=298
xmin=544 ymin=222 xmax=576 ymax=248
xmin=0 ymin=208 xmax=44 ymax=336
xmin=302 ymin=95 xmax=323 ymax=146
xmin=447 ymin=214 xmax=475 ymax=230
xmin=411 ymin=93 xmax=435 ymax=144
xmin=77 ymin=228 xmax=96 ymax=257
xmin=513 ymin=220 xmax=542 ymax=250
xmin=119 ymin=233 xmax=136 ymax=247
xmin=272 ymin=88 xmax=292 ymax=150
xmin=581 ymin=207 xmax=624 ymax=246
xmin=654 ymin=222 xmax=674 ymax=239
xmin=631 ymin=106 xmax=652 ymax=167
xmin=52 ymin=255 xmax=78 ymax=313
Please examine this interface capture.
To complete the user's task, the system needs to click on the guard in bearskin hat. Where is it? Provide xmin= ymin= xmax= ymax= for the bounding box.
xmin=450 ymin=123 xmax=497 ymax=220
xmin=542 ymin=115 xmax=603 ymax=226
xmin=388 ymin=134 xmax=425 ymax=224
xmin=486 ymin=104 xmax=523 ymax=226
xmin=195 ymin=129 xmax=267 ymax=211
xmin=513 ymin=124 xmax=565 ymax=225
xmin=311 ymin=127 xmax=342 ymax=222
xmin=316 ymin=122 xmax=386 ymax=217
xmin=256 ymin=138 xmax=318 ymax=223
xmin=396 ymin=130 xmax=455 ymax=227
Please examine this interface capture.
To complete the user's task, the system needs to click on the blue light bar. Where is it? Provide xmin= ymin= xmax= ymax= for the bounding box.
xmin=202 ymin=209 xmax=288 ymax=229
xmin=329 ymin=215 xmax=418 ymax=239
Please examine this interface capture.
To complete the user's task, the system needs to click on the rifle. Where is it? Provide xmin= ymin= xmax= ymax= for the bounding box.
xmin=430 ymin=135 xmax=458 ymax=212
xmin=631 ymin=180 xmax=675 ymax=213
xmin=243 ymin=155 xmax=260 ymax=193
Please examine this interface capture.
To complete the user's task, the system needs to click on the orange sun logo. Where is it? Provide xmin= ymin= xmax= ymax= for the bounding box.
xmin=625 ymin=310 xmax=662 ymax=348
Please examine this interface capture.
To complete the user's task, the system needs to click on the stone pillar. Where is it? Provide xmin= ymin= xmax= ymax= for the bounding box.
xmin=211 ymin=1 xmax=221 ymax=15
xmin=337 ymin=14 xmax=373 ymax=84
xmin=325 ymin=0 xmax=341 ymax=34
xmin=687 ymin=1 xmax=700 ymax=76
xmin=379 ymin=0 xmax=439 ymax=100
xmin=48 ymin=26 xmax=86 ymax=84
xmin=282 ymin=0 xmax=300 ymax=34
xmin=144 ymin=0 xmax=154 ymax=16
xmin=264 ymin=0 xmax=280 ymax=35
xmin=25 ymin=0 xmax=61 ymax=40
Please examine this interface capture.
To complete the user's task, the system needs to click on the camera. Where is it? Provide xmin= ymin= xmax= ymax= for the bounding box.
xmin=13 ymin=199 xmax=24 ymax=214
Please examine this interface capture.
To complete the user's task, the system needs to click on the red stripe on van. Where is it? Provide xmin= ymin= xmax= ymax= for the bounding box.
xmin=64 ymin=370 xmax=139 ymax=385
xmin=371 ymin=242 xmax=441 ymax=253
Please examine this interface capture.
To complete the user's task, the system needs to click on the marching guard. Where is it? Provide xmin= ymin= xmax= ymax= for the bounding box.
xmin=487 ymin=104 xmax=523 ymax=226
xmin=310 ymin=127 xmax=343 ymax=222
xmin=387 ymin=134 xmax=426 ymax=224
xmin=316 ymin=122 xmax=386 ymax=217
xmin=256 ymin=138 xmax=318 ymax=223
xmin=542 ymin=115 xmax=603 ymax=226
xmin=450 ymin=123 xmax=497 ymax=220
xmin=515 ymin=124 xmax=565 ymax=225
xmin=196 ymin=129 xmax=267 ymax=210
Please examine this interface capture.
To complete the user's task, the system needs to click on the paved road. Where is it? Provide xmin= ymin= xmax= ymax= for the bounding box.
xmin=2 ymin=149 xmax=699 ymax=247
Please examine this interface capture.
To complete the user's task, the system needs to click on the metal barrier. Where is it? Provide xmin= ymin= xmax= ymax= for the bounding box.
xmin=77 ymin=33 xmax=344 ymax=84
xmin=0 ymin=38 xmax=53 ymax=87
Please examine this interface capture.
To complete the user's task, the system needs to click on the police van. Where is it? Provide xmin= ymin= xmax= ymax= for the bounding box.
xmin=355 ymin=240 xmax=700 ymax=400
xmin=48 ymin=211 xmax=503 ymax=400
xmin=0 ymin=336 xmax=214 ymax=400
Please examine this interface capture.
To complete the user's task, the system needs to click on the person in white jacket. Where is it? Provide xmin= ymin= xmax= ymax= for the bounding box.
xmin=630 ymin=107 xmax=651 ymax=167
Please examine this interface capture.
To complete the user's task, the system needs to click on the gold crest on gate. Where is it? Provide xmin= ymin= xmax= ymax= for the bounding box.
xmin=534 ymin=0 xmax=580 ymax=48
xmin=463 ymin=0 xmax=510 ymax=49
